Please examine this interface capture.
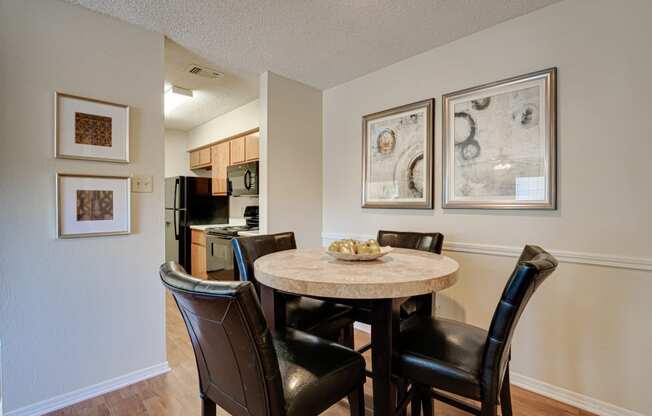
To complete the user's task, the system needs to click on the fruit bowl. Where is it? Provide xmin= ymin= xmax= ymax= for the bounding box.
xmin=326 ymin=246 xmax=393 ymax=261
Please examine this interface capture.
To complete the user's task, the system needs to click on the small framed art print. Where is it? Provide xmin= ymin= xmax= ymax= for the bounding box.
xmin=56 ymin=173 xmax=131 ymax=238
xmin=55 ymin=92 xmax=130 ymax=163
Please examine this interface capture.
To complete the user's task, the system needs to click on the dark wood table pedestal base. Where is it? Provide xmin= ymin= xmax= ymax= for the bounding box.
xmin=260 ymin=284 xmax=434 ymax=416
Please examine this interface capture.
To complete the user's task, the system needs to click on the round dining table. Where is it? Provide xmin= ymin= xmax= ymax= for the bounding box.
xmin=254 ymin=247 xmax=460 ymax=416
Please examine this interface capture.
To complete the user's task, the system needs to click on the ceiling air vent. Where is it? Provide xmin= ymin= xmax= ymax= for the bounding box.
xmin=185 ymin=64 xmax=224 ymax=79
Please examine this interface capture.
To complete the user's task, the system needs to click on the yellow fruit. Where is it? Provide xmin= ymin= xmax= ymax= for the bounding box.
xmin=357 ymin=243 xmax=372 ymax=254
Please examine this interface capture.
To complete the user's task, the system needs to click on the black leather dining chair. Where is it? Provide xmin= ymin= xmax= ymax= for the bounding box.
xmin=377 ymin=230 xmax=445 ymax=319
xmin=395 ymin=245 xmax=558 ymax=416
xmin=160 ymin=262 xmax=366 ymax=416
xmin=232 ymin=232 xmax=355 ymax=345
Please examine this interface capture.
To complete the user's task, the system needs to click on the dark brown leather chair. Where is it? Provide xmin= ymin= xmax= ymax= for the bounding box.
xmin=396 ymin=245 xmax=558 ymax=416
xmin=377 ymin=230 xmax=445 ymax=318
xmin=232 ymin=232 xmax=355 ymax=345
xmin=160 ymin=262 xmax=366 ymax=416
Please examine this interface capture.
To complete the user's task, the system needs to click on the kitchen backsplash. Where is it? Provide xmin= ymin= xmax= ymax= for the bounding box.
xmin=229 ymin=195 xmax=259 ymax=218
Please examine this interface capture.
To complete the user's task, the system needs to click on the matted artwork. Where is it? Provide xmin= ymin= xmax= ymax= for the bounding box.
xmin=57 ymin=174 xmax=131 ymax=238
xmin=75 ymin=112 xmax=113 ymax=147
xmin=76 ymin=190 xmax=114 ymax=221
xmin=55 ymin=92 xmax=129 ymax=162
xmin=362 ymin=99 xmax=434 ymax=209
xmin=442 ymin=68 xmax=557 ymax=209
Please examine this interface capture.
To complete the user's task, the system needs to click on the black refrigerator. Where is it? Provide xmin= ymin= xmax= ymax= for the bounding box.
xmin=165 ymin=176 xmax=228 ymax=270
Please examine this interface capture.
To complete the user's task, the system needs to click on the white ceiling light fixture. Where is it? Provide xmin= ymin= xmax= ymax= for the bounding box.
xmin=164 ymin=85 xmax=193 ymax=114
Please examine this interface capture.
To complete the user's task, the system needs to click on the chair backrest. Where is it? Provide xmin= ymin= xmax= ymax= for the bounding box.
xmin=377 ymin=230 xmax=444 ymax=254
xmin=481 ymin=245 xmax=558 ymax=400
xmin=160 ymin=262 xmax=285 ymax=416
xmin=232 ymin=232 xmax=296 ymax=295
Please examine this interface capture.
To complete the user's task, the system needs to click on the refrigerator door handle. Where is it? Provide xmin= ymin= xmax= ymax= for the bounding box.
xmin=174 ymin=210 xmax=180 ymax=240
xmin=174 ymin=177 xmax=179 ymax=210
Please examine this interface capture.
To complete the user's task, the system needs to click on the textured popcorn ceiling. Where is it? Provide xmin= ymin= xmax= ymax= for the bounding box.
xmin=163 ymin=38 xmax=258 ymax=130
xmin=68 ymin=0 xmax=560 ymax=91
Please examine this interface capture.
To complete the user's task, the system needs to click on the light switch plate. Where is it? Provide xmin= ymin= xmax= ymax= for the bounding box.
xmin=132 ymin=175 xmax=153 ymax=193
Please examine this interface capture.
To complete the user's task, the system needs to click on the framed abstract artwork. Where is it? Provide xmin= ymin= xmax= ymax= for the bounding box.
xmin=55 ymin=92 xmax=130 ymax=163
xmin=362 ymin=99 xmax=434 ymax=209
xmin=56 ymin=173 xmax=131 ymax=238
xmin=442 ymin=68 xmax=557 ymax=209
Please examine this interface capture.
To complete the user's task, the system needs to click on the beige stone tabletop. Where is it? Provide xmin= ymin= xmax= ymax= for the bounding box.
xmin=254 ymin=248 xmax=459 ymax=299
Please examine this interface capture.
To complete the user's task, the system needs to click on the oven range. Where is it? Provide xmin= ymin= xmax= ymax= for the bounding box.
xmin=203 ymin=206 xmax=258 ymax=280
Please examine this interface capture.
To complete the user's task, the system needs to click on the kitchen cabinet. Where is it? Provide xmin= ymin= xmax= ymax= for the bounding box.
xmin=245 ymin=132 xmax=260 ymax=161
xmin=190 ymin=147 xmax=211 ymax=169
xmin=190 ymin=150 xmax=199 ymax=168
xmin=211 ymin=141 xmax=230 ymax=196
xmin=230 ymin=136 xmax=246 ymax=165
xmin=190 ymin=229 xmax=207 ymax=278
xmin=188 ymin=128 xmax=259 ymax=172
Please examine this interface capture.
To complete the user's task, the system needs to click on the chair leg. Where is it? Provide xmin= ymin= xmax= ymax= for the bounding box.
xmin=500 ymin=365 xmax=513 ymax=416
xmin=201 ymin=396 xmax=216 ymax=416
xmin=420 ymin=386 xmax=433 ymax=416
xmin=411 ymin=386 xmax=422 ymax=416
xmin=396 ymin=379 xmax=408 ymax=416
xmin=348 ymin=384 xmax=365 ymax=416
xmin=341 ymin=322 xmax=355 ymax=349
xmin=479 ymin=403 xmax=497 ymax=416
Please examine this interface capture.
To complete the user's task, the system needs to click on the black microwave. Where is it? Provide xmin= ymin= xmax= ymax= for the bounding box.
xmin=227 ymin=161 xmax=258 ymax=196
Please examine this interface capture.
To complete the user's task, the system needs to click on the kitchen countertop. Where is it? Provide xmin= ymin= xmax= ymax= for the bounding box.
xmin=189 ymin=224 xmax=223 ymax=231
xmin=237 ymin=230 xmax=260 ymax=237
xmin=190 ymin=218 xmax=247 ymax=231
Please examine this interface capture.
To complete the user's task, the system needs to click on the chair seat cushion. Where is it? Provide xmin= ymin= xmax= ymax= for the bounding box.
xmin=396 ymin=316 xmax=488 ymax=400
xmin=273 ymin=328 xmax=366 ymax=416
xmin=285 ymin=296 xmax=353 ymax=341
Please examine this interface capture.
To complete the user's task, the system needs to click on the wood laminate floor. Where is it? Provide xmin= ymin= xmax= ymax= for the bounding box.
xmin=48 ymin=295 xmax=595 ymax=415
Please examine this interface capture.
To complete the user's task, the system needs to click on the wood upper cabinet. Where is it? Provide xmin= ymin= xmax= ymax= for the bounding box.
xmin=211 ymin=141 xmax=230 ymax=196
xmin=199 ymin=147 xmax=211 ymax=165
xmin=245 ymin=132 xmax=260 ymax=161
xmin=190 ymin=150 xmax=200 ymax=168
xmin=189 ymin=128 xmax=259 ymax=171
xmin=190 ymin=147 xmax=212 ymax=169
xmin=230 ymin=136 xmax=246 ymax=165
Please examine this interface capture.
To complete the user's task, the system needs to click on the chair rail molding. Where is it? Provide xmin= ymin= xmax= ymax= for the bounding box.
xmin=321 ymin=232 xmax=652 ymax=272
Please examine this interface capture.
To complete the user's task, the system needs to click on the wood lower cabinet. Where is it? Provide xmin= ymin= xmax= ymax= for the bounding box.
xmin=245 ymin=132 xmax=259 ymax=161
xmin=211 ymin=141 xmax=230 ymax=196
xmin=190 ymin=229 xmax=207 ymax=278
xmin=230 ymin=136 xmax=246 ymax=165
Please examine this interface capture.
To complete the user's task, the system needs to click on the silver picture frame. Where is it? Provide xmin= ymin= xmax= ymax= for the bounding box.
xmin=442 ymin=68 xmax=557 ymax=209
xmin=56 ymin=173 xmax=132 ymax=238
xmin=54 ymin=92 xmax=130 ymax=163
xmin=361 ymin=99 xmax=434 ymax=209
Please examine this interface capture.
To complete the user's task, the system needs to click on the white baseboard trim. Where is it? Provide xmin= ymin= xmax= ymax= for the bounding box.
xmin=321 ymin=232 xmax=652 ymax=272
xmin=354 ymin=322 xmax=371 ymax=333
xmin=350 ymin=325 xmax=641 ymax=416
xmin=510 ymin=372 xmax=644 ymax=416
xmin=6 ymin=362 xmax=170 ymax=416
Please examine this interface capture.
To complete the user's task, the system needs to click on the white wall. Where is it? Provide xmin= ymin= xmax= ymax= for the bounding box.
xmin=0 ymin=0 xmax=167 ymax=413
xmin=260 ymin=72 xmax=323 ymax=247
xmin=322 ymin=0 xmax=652 ymax=414
xmin=164 ymin=129 xmax=202 ymax=178
xmin=187 ymin=99 xmax=260 ymax=149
